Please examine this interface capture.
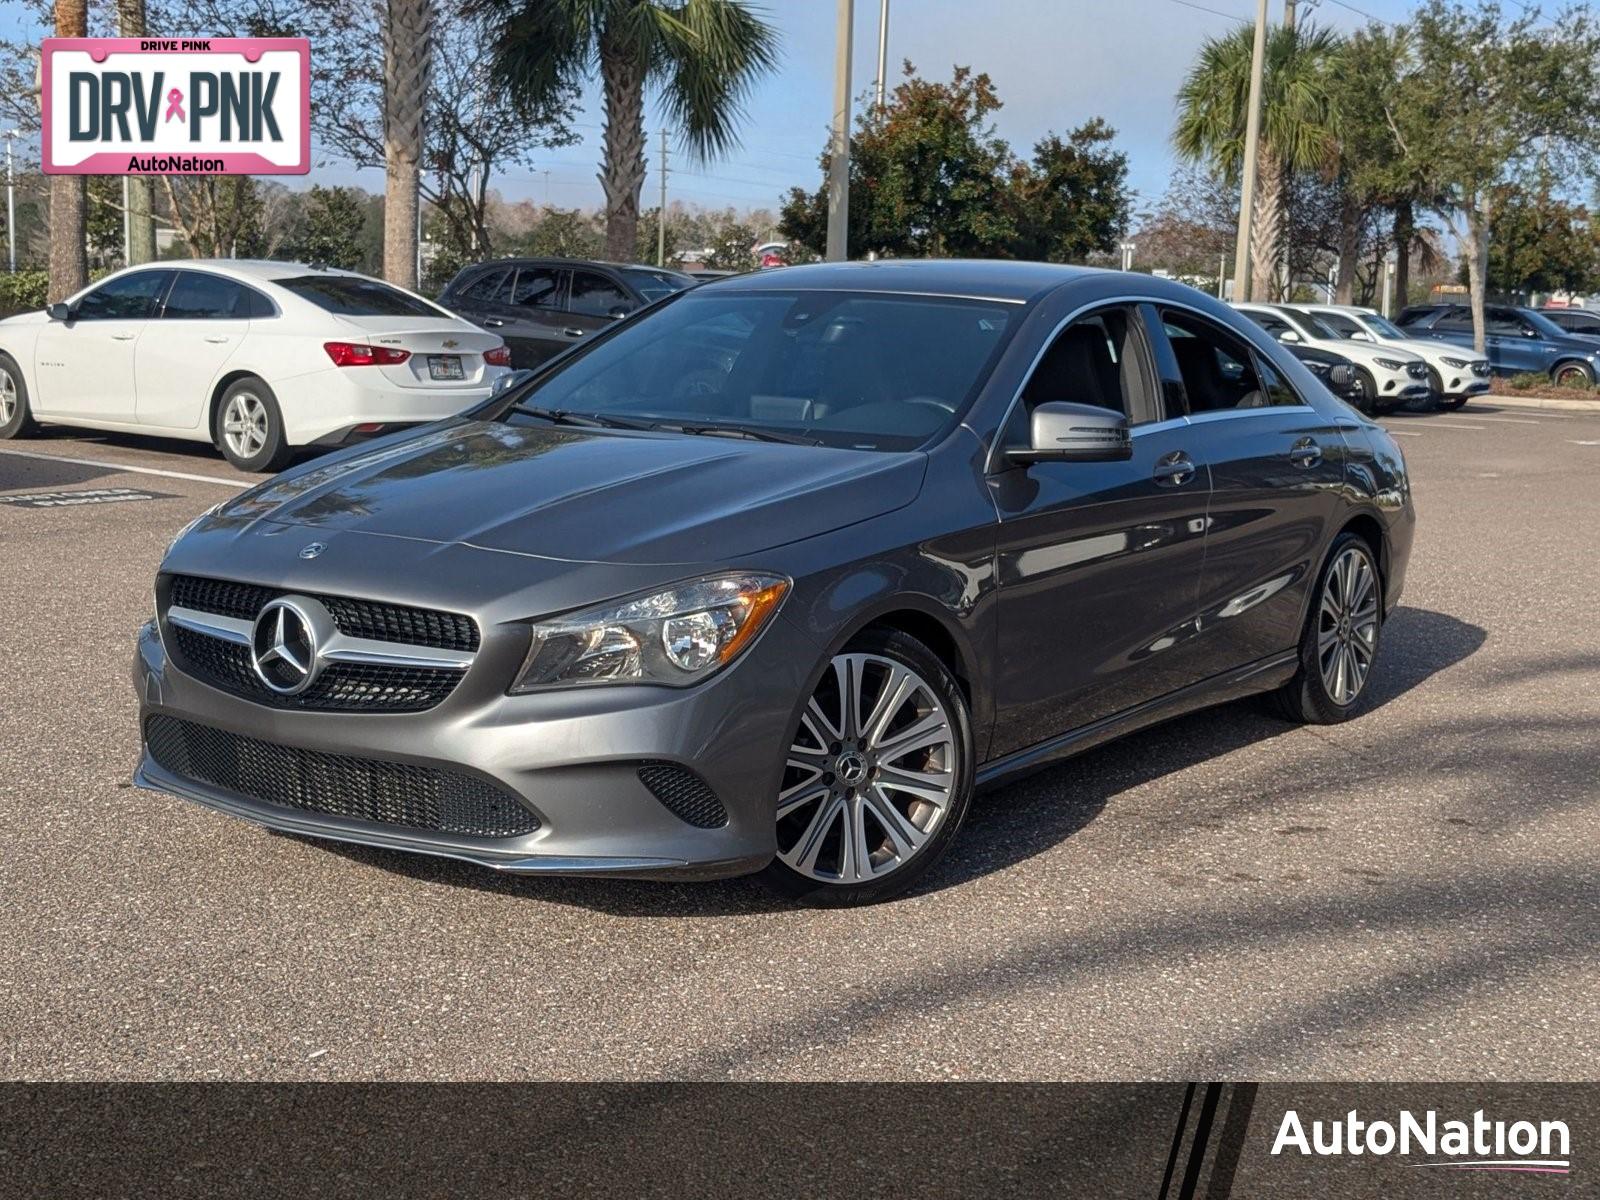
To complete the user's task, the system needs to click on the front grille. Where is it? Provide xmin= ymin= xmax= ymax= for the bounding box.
xmin=145 ymin=714 xmax=538 ymax=838
xmin=638 ymin=762 xmax=729 ymax=829
xmin=168 ymin=574 xmax=480 ymax=652
xmin=169 ymin=626 xmax=463 ymax=713
xmin=163 ymin=574 xmax=478 ymax=713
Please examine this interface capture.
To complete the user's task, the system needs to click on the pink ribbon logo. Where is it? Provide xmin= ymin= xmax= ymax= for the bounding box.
xmin=164 ymin=88 xmax=185 ymax=123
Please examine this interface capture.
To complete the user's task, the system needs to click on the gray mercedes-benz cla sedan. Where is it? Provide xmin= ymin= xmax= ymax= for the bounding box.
xmin=134 ymin=261 xmax=1415 ymax=905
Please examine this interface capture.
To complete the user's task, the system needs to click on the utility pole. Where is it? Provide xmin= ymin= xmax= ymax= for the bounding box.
xmin=657 ymin=127 xmax=669 ymax=267
xmin=1231 ymin=0 xmax=1270 ymax=302
xmin=826 ymin=0 xmax=853 ymax=262
xmin=874 ymin=0 xmax=889 ymax=109
xmin=4 ymin=129 xmax=17 ymax=274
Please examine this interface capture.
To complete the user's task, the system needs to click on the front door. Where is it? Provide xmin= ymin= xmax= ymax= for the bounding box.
xmin=496 ymin=266 xmax=573 ymax=368
xmin=989 ymin=304 xmax=1213 ymax=758
xmin=1485 ymin=307 xmax=1557 ymax=375
xmin=32 ymin=269 xmax=174 ymax=422
xmin=564 ymin=268 xmax=636 ymax=343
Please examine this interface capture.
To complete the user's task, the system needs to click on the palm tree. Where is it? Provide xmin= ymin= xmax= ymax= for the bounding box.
xmin=1175 ymin=22 xmax=1342 ymax=301
xmin=47 ymin=0 xmax=88 ymax=302
xmin=472 ymin=0 xmax=779 ymax=262
xmin=383 ymin=0 xmax=435 ymax=288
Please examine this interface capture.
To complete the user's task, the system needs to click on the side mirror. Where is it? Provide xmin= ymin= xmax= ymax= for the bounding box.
xmin=1522 ymin=326 xmax=1542 ymax=339
xmin=47 ymin=301 xmax=72 ymax=322
xmin=608 ymin=304 xmax=633 ymax=320
xmin=1277 ymin=329 xmax=1301 ymax=343
xmin=1008 ymin=402 xmax=1132 ymax=465
xmin=1351 ymin=331 xmax=1374 ymax=342
xmin=491 ymin=368 xmax=535 ymax=397
xmin=1328 ymin=364 xmax=1356 ymax=390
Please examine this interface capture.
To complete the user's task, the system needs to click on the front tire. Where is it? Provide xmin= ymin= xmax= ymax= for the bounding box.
xmin=1552 ymin=361 xmax=1595 ymax=390
xmin=1355 ymin=367 xmax=1389 ymax=416
xmin=761 ymin=629 xmax=975 ymax=906
xmin=213 ymin=377 xmax=293 ymax=473
xmin=1270 ymin=532 xmax=1384 ymax=725
xmin=0 ymin=352 xmax=38 ymax=439
xmin=1425 ymin=367 xmax=1448 ymax=412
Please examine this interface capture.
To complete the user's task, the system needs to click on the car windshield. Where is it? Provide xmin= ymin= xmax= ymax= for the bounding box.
xmin=1287 ymin=308 xmax=1343 ymax=340
xmin=499 ymin=289 xmax=1019 ymax=451
xmin=1361 ymin=313 xmax=1407 ymax=339
xmin=277 ymin=275 xmax=445 ymax=318
xmin=619 ymin=267 xmax=693 ymax=302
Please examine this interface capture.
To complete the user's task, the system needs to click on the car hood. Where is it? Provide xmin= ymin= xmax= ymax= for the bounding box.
xmin=1382 ymin=336 xmax=1484 ymax=363
xmin=1309 ymin=337 xmax=1420 ymax=366
xmin=211 ymin=419 xmax=928 ymax=566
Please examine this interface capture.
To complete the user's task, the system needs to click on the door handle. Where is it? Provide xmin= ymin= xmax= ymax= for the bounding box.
xmin=1288 ymin=438 xmax=1322 ymax=468
xmin=1152 ymin=453 xmax=1196 ymax=486
xmin=482 ymin=317 xmax=505 ymax=327
xmin=563 ymin=327 xmax=585 ymax=338
xmin=111 ymin=332 xmax=136 ymax=341
xmin=204 ymin=335 xmax=230 ymax=344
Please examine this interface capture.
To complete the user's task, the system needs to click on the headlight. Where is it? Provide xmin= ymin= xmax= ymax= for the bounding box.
xmin=1440 ymin=356 xmax=1469 ymax=368
xmin=510 ymin=572 xmax=790 ymax=692
xmin=1374 ymin=357 xmax=1406 ymax=371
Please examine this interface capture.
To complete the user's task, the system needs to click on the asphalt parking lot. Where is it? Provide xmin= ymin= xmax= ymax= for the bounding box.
xmin=2 ymin=403 xmax=1598 ymax=1082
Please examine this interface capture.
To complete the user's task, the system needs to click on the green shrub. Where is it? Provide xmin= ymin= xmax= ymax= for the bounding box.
xmin=1507 ymin=372 xmax=1546 ymax=391
xmin=0 ymin=270 xmax=49 ymax=318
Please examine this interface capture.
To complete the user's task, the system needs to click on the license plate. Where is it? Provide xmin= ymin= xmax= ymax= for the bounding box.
xmin=428 ymin=355 xmax=464 ymax=381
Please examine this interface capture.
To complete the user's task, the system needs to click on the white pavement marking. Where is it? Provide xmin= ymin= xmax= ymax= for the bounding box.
xmin=1456 ymin=415 xmax=1542 ymax=424
xmin=0 ymin=448 xmax=247 ymax=489
xmin=1387 ymin=430 xmax=1424 ymax=437
xmin=1426 ymin=422 xmax=1487 ymax=431
xmin=1570 ymin=439 xmax=1600 ymax=446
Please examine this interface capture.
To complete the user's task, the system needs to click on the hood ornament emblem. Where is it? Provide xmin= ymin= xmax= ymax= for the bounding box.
xmin=250 ymin=598 xmax=324 ymax=695
xmin=299 ymin=542 xmax=326 ymax=560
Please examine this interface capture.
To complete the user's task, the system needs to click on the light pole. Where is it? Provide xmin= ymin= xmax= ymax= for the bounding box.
xmin=826 ymin=0 xmax=854 ymax=261
xmin=1119 ymin=241 xmax=1137 ymax=272
xmin=657 ymin=127 xmax=669 ymax=267
xmin=875 ymin=0 xmax=889 ymax=110
xmin=3 ymin=129 xmax=16 ymax=274
xmin=1231 ymin=0 xmax=1270 ymax=301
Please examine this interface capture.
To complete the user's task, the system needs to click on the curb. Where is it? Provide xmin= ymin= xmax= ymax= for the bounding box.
xmin=1479 ymin=393 xmax=1600 ymax=413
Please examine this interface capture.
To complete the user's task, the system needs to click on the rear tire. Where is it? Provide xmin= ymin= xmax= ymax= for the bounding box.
xmin=213 ymin=377 xmax=293 ymax=473
xmin=1269 ymin=532 xmax=1384 ymax=725
xmin=760 ymin=629 xmax=975 ymax=906
xmin=1552 ymin=361 xmax=1595 ymax=390
xmin=0 ymin=352 xmax=38 ymax=439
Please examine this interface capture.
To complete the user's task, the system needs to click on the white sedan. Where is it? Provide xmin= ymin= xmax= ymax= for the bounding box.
xmin=0 ymin=260 xmax=511 ymax=471
xmin=1233 ymin=302 xmax=1433 ymax=415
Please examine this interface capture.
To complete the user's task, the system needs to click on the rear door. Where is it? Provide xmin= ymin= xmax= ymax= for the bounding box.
xmin=135 ymin=269 xmax=256 ymax=430
xmin=1151 ymin=307 xmax=1349 ymax=674
xmin=988 ymin=303 xmax=1214 ymax=756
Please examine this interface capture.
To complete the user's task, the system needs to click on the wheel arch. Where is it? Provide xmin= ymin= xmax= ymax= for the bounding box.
xmin=206 ymin=369 xmax=268 ymax=445
xmin=1550 ymin=357 xmax=1595 ymax=383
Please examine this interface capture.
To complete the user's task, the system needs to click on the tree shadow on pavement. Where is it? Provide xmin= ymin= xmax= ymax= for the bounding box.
xmin=313 ymin=607 xmax=1486 ymax=917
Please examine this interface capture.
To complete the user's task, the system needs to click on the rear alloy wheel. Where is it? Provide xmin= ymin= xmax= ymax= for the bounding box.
xmin=1552 ymin=361 xmax=1595 ymax=391
xmin=214 ymin=377 xmax=293 ymax=472
xmin=0 ymin=353 xmax=37 ymax=439
xmin=763 ymin=630 xmax=974 ymax=906
xmin=1270 ymin=533 xmax=1383 ymax=725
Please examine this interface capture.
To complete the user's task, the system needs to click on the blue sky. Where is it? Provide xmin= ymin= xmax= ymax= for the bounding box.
xmin=0 ymin=0 xmax=1491 ymax=214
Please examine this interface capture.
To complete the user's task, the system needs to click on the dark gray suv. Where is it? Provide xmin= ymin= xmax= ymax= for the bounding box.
xmin=135 ymin=261 xmax=1415 ymax=905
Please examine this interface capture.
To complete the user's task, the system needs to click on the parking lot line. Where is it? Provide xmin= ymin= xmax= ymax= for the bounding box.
xmin=1386 ymin=429 xmax=1424 ymax=437
xmin=1424 ymin=422 xmax=1487 ymax=431
xmin=1457 ymin=415 xmax=1543 ymax=424
xmin=0 ymin=448 xmax=247 ymax=489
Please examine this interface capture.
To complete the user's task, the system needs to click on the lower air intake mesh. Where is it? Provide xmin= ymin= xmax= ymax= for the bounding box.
xmin=637 ymin=762 xmax=729 ymax=829
xmin=145 ymin=714 xmax=538 ymax=838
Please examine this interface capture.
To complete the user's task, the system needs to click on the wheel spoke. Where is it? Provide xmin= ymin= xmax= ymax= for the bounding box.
xmin=844 ymin=794 xmax=873 ymax=882
xmin=832 ymin=656 xmax=864 ymax=739
xmin=788 ymin=794 xmax=843 ymax=875
xmin=876 ymin=764 xmax=952 ymax=805
xmin=805 ymin=697 xmax=840 ymax=745
xmin=864 ymin=785 xmax=929 ymax=858
xmin=777 ymin=781 xmax=828 ymax=820
xmin=861 ymin=665 xmax=912 ymax=749
xmin=873 ymin=711 xmax=950 ymax=764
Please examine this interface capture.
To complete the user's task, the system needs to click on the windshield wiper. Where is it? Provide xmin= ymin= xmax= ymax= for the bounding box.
xmin=507 ymin=404 xmax=652 ymax=431
xmin=663 ymin=421 xmax=822 ymax=446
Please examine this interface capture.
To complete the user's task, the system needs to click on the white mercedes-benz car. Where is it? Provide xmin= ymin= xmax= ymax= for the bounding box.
xmin=1233 ymin=302 xmax=1432 ymax=415
xmin=0 ymin=260 xmax=511 ymax=471
xmin=1299 ymin=302 xmax=1491 ymax=410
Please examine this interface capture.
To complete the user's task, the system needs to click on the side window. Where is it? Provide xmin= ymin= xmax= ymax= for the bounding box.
xmin=1016 ymin=307 xmax=1148 ymax=428
xmin=162 ymin=272 xmax=253 ymax=319
xmin=1240 ymin=310 xmax=1295 ymax=341
xmin=1435 ymin=307 xmax=1474 ymax=332
xmin=1162 ymin=310 xmax=1294 ymax=413
xmin=568 ymin=270 xmax=632 ymax=317
xmin=509 ymin=267 xmax=562 ymax=309
xmin=458 ymin=267 xmax=511 ymax=302
xmin=73 ymin=271 xmax=172 ymax=320
xmin=1318 ymin=312 xmax=1365 ymax=339
xmin=1486 ymin=308 xmax=1529 ymax=337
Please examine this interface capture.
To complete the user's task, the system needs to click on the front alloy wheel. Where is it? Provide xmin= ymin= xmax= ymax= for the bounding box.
xmin=764 ymin=630 xmax=973 ymax=905
xmin=1270 ymin=533 xmax=1384 ymax=724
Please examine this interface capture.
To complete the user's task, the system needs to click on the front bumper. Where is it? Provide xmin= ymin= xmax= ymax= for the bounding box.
xmin=131 ymin=613 xmax=815 ymax=880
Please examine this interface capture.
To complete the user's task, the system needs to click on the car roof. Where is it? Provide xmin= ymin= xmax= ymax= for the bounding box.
xmin=469 ymin=257 xmax=692 ymax=276
xmin=703 ymin=258 xmax=1109 ymax=303
xmin=116 ymin=259 xmax=370 ymax=284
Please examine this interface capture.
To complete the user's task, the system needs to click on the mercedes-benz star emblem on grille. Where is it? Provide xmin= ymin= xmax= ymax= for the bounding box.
xmin=299 ymin=542 xmax=326 ymax=560
xmin=251 ymin=598 xmax=322 ymax=695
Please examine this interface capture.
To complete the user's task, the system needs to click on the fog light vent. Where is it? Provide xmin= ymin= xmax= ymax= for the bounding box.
xmin=638 ymin=762 xmax=729 ymax=829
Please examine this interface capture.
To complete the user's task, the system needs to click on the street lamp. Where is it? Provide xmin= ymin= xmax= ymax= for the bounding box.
xmin=1119 ymin=241 xmax=1137 ymax=272
xmin=2 ymin=128 xmax=17 ymax=274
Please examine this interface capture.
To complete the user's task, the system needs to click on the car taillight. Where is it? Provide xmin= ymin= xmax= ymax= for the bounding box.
xmin=324 ymin=341 xmax=411 ymax=367
xmin=484 ymin=345 xmax=511 ymax=366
